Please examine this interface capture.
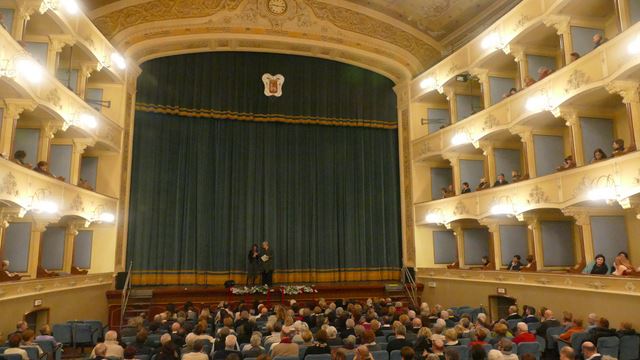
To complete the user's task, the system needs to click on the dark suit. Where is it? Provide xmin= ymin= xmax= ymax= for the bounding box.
xmin=260 ymin=247 xmax=274 ymax=286
xmin=507 ymin=262 xmax=523 ymax=271
xmin=493 ymin=179 xmax=509 ymax=187
xmin=506 ymin=314 xmax=522 ymax=321
xmin=387 ymin=337 xmax=413 ymax=353
xmin=462 ymin=188 xmax=471 ymax=194
xmin=537 ymin=319 xmax=561 ymax=339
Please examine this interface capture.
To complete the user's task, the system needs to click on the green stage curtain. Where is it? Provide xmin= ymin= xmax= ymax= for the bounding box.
xmin=128 ymin=52 xmax=401 ymax=285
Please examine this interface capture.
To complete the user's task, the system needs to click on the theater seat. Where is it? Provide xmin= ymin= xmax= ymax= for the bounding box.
xmin=517 ymin=342 xmax=541 ymax=360
xmin=597 ymin=336 xmax=620 ymax=358
xmin=619 ymin=334 xmax=640 ymax=360
xmin=371 ymin=351 xmax=388 ymax=360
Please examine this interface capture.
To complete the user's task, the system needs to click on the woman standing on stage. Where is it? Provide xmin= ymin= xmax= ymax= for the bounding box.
xmin=260 ymin=241 xmax=274 ymax=286
xmin=247 ymin=244 xmax=260 ymax=285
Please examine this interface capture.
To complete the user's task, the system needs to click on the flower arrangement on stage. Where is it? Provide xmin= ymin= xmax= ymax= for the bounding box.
xmin=281 ymin=285 xmax=318 ymax=295
xmin=230 ymin=285 xmax=270 ymax=295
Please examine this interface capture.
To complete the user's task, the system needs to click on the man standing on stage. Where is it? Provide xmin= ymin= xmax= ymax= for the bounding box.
xmin=260 ymin=241 xmax=274 ymax=286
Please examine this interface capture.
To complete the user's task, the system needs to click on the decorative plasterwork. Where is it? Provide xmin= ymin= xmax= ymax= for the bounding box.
xmin=565 ymin=70 xmax=590 ymax=93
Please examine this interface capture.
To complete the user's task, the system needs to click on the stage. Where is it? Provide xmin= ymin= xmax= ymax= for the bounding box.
xmin=106 ymin=282 xmax=423 ymax=328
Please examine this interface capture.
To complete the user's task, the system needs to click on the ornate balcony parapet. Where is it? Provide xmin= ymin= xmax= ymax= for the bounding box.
xmin=0 ymin=29 xmax=123 ymax=151
xmin=417 ymin=267 xmax=640 ymax=297
xmin=0 ymin=272 xmax=113 ymax=301
xmin=0 ymin=158 xmax=118 ymax=222
xmin=412 ymin=22 xmax=640 ymax=162
xmin=415 ymin=151 xmax=640 ymax=225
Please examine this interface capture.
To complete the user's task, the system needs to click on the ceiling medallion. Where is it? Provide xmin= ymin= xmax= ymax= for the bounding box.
xmin=267 ymin=0 xmax=288 ymax=15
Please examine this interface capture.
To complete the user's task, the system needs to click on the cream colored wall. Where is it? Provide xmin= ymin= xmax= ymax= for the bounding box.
xmin=95 ymin=152 xmax=123 ymax=198
xmin=419 ymin=276 xmax=640 ymax=327
xmin=90 ymin=226 xmax=117 ymax=274
xmin=0 ymin=283 xmax=111 ymax=341
xmin=415 ymin=225 xmax=436 ymax=268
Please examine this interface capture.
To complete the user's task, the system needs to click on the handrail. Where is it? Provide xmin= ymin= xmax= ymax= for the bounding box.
xmin=401 ymin=266 xmax=418 ymax=308
xmin=119 ymin=261 xmax=133 ymax=330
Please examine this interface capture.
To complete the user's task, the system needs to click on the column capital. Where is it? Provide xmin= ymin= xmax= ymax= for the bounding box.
xmin=469 ymin=68 xmax=489 ymax=82
xmin=0 ymin=207 xmax=25 ymax=228
xmin=66 ymin=220 xmax=88 ymax=236
xmin=16 ymin=0 xmax=38 ymax=21
xmin=543 ymin=15 xmax=571 ymax=35
xmin=80 ymin=62 xmax=100 ymax=78
xmin=72 ymin=138 xmax=95 ymax=154
xmin=508 ymin=125 xmax=532 ymax=142
xmin=2 ymin=99 xmax=37 ymax=120
xmin=606 ymin=80 xmax=640 ymax=104
xmin=551 ymin=106 xmax=579 ymax=126
xmin=503 ymin=44 xmax=525 ymax=62
xmin=477 ymin=218 xmax=500 ymax=233
xmin=561 ymin=207 xmax=591 ymax=226
xmin=42 ymin=120 xmax=63 ymax=139
xmin=441 ymin=151 xmax=461 ymax=163
xmin=30 ymin=215 xmax=61 ymax=233
xmin=48 ymin=35 xmax=76 ymax=53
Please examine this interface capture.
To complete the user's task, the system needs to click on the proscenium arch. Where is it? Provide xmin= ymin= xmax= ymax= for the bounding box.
xmin=127 ymin=33 xmax=414 ymax=84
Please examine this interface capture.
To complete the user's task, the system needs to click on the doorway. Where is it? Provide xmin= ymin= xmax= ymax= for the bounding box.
xmin=24 ymin=307 xmax=50 ymax=332
xmin=488 ymin=295 xmax=516 ymax=321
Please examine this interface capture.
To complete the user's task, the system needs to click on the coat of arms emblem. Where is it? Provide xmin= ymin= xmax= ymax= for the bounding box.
xmin=262 ymin=73 xmax=285 ymax=97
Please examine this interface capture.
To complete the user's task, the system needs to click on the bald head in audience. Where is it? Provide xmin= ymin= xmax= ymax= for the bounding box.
xmin=560 ymin=346 xmax=576 ymax=360
xmin=582 ymin=341 xmax=599 ymax=358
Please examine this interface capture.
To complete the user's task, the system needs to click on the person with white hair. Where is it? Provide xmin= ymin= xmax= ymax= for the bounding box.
xmin=326 ymin=326 xmax=342 ymax=346
xmin=341 ymin=318 xmax=356 ymax=338
xmin=212 ymin=335 xmax=241 ymax=360
xmin=512 ymin=322 xmax=536 ymax=344
xmin=587 ymin=313 xmax=598 ymax=330
xmin=183 ymin=340 xmax=209 ymax=360
xmin=270 ymin=326 xmax=299 ymax=357
xmin=91 ymin=331 xmax=124 ymax=359
xmin=241 ymin=333 xmax=264 ymax=357
xmin=497 ymin=338 xmax=518 ymax=360
xmin=487 ymin=349 xmax=502 ymax=360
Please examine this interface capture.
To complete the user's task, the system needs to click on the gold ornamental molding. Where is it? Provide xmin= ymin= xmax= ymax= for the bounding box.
xmin=91 ymin=0 xmax=441 ymax=78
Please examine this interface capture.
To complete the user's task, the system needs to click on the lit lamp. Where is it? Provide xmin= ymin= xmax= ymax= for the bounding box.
xmin=420 ymin=77 xmax=437 ymax=91
xmin=587 ymin=175 xmax=620 ymax=204
xmin=22 ymin=189 xmax=59 ymax=215
xmin=91 ymin=205 xmax=115 ymax=224
xmin=481 ymin=32 xmax=504 ymax=50
xmin=525 ymin=93 xmax=553 ymax=113
xmin=490 ymin=195 xmax=517 ymax=216
xmin=110 ymin=53 xmax=127 ymax=70
xmin=425 ymin=209 xmax=445 ymax=225
xmin=628 ymin=35 xmax=640 ymax=55
xmin=451 ymin=129 xmax=473 ymax=146
xmin=12 ymin=56 xmax=44 ymax=84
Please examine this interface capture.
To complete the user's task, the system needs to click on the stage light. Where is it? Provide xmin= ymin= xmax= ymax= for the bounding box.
xmin=111 ymin=53 xmax=126 ymax=70
xmin=420 ymin=77 xmax=436 ymax=90
xmin=15 ymin=58 xmax=43 ymax=84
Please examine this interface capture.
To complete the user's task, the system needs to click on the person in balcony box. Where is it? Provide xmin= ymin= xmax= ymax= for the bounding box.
xmin=12 ymin=150 xmax=32 ymax=169
xmin=33 ymin=161 xmax=65 ymax=181
xmin=590 ymin=148 xmax=607 ymax=163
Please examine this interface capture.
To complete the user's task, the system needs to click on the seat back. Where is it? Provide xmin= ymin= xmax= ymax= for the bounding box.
xmin=482 ymin=344 xmax=492 ymax=354
xmin=389 ymin=350 xmax=401 ymax=360
xmin=507 ymin=319 xmax=520 ymax=331
xmin=83 ymin=321 xmax=104 ymax=343
xmin=535 ymin=336 xmax=546 ymax=352
xmin=619 ymin=335 xmax=640 ymax=360
xmin=527 ymin=322 xmax=541 ymax=333
xmin=304 ymin=354 xmax=331 ymax=360
xmin=596 ymin=336 xmax=620 ymax=358
xmin=445 ymin=345 xmax=468 ymax=360
xmin=370 ymin=351 xmax=388 ymax=360
xmin=569 ymin=332 xmax=591 ymax=354
xmin=34 ymin=341 xmax=55 ymax=360
xmin=458 ymin=338 xmax=470 ymax=346
xmin=122 ymin=336 xmax=136 ymax=346
xmin=545 ymin=326 xmax=565 ymax=350
xmin=52 ymin=324 xmax=72 ymax=346
xmin=146 ymin=334 xmax=162 ymax=348
xmin=297 ymin=346 xmax=307 ymax=360
xmin=516 ymin=342 xmax=541 ymax=360
xmin=0 ymin=354 xmax=23 ymax=360
xmin=22 ymin=346 xmax=41 ymax=360
xmin=378 ymin=343 xmax=387 ymax=351
xmin=273 ymin=357 xmax=300 ymax=360
xmin=72 ymin=323 xmax=93 ymax=345
xmin=375 ymin=337 xmax=386 ymax=345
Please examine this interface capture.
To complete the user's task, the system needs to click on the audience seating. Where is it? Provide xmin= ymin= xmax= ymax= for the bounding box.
xmin=122 ymin=336 xmax=136 ymax=346
xmin=371 ymin=350 xmax=388 ymax=360
xmin=375 ymin=336 xmax=386 ymax=344
xmin=23 ymin=346 xmax=46 ymax=360
xmin=297 ymin=346 xmax=307 ymax=360
xmin=596 ymin=336 xmax=620 ymax=358
xmin=71 ymin=323 xmax=94 ymax=348
xmin=304 ymin=355 xmax=330 ymax=360
xmin=517 ymin=342 xmax=541 ymax=360
xmin=445 ymin=345 xmax=468 ymax=359
xmin=458 ymin=337 xmax=470 ymax=346
xmin=570 ymin=332 xmax=591 ymax=355
xmin=52 ymin=324 xmax=72 ymax=346
xmin=619 ymin=334 xmax=640 ymax=360
xmin=389 ymin=350 xmax=401 ymax=360
xmin=527 ymin=322 xmax=541 ymax=333
xmin=379 ymin=343 xmax=387 ymax=350
xmin=545 ymin=326 xmax=565 ymax=351
xmin=0 ymin=355 xmax=22 ymax=360
xmin=34 ymin=340 xmax=61 ymax=360
xmin=506 ymin=319 xmax=520 ymax=331
xmin=273 ymin=356 xmax=299 ymax=360
xmin=482 ymin=344 xmax=492 ymax=354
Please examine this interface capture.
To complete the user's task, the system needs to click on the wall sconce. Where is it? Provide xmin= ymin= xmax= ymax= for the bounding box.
xmin=587 ymin=175 xmax=620 ymax=204
xmin=62 ymin=113 xmax=98 ymax=131
xmin=481 ymin=32 xmax=505 ymax=50
xmin=23 ymin=189 xmax=59 ymax=215
xmin=490 ymin=195 xmax=518 ymax=216
xmin=1 ymin=56 xmax=44 ymax=84
xmin=525 ymin=92 xmax=554 ymax=113
xmin=628 ymin=35 xmax=640 ymax=55
xmin=110 ymin=53 xmax=127 ymax=70
xmin=39 ymin=0 xmax=80 ymax=14
xmin=420 ymin=77 xmax=437 ymax=90
xmin=451 ymin=129 xmax=473 ymax=146
xmin=91 ymin=205 xmax=115 ymax=224
xmin=425 ymin=208 xmax=445 ymax=224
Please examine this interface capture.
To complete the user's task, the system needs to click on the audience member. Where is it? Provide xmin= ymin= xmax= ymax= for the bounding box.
xmin=497 ymin=338 xmax=517 ymax=360
xmin=2 ymin=260 xmax=21 ymax=281
xmin=591 ymin=148 xmax=607 ymax=163
xmin=242 ymin=333 xmax=265 ymax=357
xmin=556 ymin=155 xmax=576 ymax=171
xmin=493 ymin=173 xmax=508 ymax=187
xmin=476 ymin=178 xmax=490 ymax=191
xmin=522 ymin=306 xmax=538 ymax=324
xmin=132 ymin=330 xmax=153 ymax=355
xmin=354 ymin=345 xmax=374 ymax=360
xmin=570 ymin=52 xmax=581 ymax=62
xmin=521 ymin=255 xmax=536 ymax=271
xmin=506 ymin=255 xmax=522 ymax=271
xmin=91 ymin=330 xmax=124 ymax=359
xmin=212 ymin=335 xmax=241 ymax=360
xmin=400 ymin=346 xmax=415 ymax=360
xmin=21 ymin=329 xmax=44 ymax=357
xmin=184 ymin=340 xmax=209 ymax=360
xmin=123 ymin=346 xmax=137 ymax=360
xmin=5 ymin=333 xmax=29 ymax=360
xmin=590 ymin=254 xmax=609 ymax=275
xmin=582 ymin=341 xmax=602 ymax=360
xmin=612 ymin=253 xmax=634 ymax=276
xmin=461 ymin=182 xmax=471 ymax=194
xmin=537 ymin=310 xmax=561 ymax=339
xmin=503 ymin=88 xmax=518 ymax=98
xmin=469 ymin=327 xmax=488 ymax=347
xmin=303 ymin=329 xmax=331 ymax=357
xmin=35 ymin=324 xmax=59 ymax=345
xmin=93 ymin=343 xmax=108 ymax=360
xmin=510 ymin=170 xmax=522 ymax=183
xmin=444 ymin=348 xmax=460 ymax=360
xmin=387 ymin=325 xmax=413 ymax=353
xmin=489 ymin=323 xmax=509 ymax=346
xmin=480 ymin=256 xmax=492 ymax=270
xmin=537 ymin=66 xmax=553 ymax=81
xmin=589 ymin=318 xmax=616 ymax=344
xmin=617 ymin=322 xmax=636 ymax=336
xmin=592 ymin=33 xmax=607 ymax=48
xmin=443 ymin=329 xmax=458 ymax=346
xmin=524 ymin=76 xmax=536 ymax=87
xmin=512 ymin=322 xmax=535 ymax=344
xmin=270 ymin=327 xmax=298 ymax=357
xmin=12 ymin=150 xmax=32 ymax=169
xmin=586 ymin=313 xmax=598 ymax=330
xmin=78 ymin=178 xmax=94 ymax=191
xmin=506 ymin=305 xmax=521 ymax=320
xmin=559 ymin=319 xmax=584 ymax=342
